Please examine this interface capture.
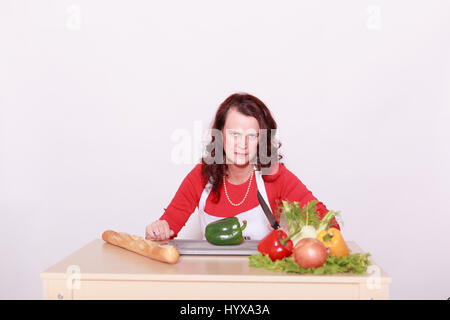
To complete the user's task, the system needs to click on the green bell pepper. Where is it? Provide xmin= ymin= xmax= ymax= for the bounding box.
xmin=205 ymin=217 xmax=247 ymax=245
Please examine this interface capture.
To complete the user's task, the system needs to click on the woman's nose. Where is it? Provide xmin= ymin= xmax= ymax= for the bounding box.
xmin=237 ymin=136 xmax=248 ymax=148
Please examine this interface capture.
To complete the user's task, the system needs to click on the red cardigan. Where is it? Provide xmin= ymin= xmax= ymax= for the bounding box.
xmin=159 ymin=162 xmax=340 ymax=238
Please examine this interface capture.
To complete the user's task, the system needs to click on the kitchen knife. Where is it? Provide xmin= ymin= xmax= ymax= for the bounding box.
xmin=257 ymin=189 xmax=280 ymax=230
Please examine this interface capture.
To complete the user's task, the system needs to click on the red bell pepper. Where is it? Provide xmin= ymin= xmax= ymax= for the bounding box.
xmin=257 ymin=229 xmax=299 ymax=261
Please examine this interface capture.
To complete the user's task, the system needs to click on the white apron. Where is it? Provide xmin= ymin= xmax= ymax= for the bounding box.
xmin=197 ymin=166 xmax=273 ymax=240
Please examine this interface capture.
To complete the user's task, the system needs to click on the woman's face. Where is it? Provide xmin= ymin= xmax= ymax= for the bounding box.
xmin=222 ymin=108 xmax=260 ymax=166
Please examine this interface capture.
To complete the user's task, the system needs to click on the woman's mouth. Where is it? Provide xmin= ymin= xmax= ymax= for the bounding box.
xmin=235 ymin=152 xmax=248 ymax=156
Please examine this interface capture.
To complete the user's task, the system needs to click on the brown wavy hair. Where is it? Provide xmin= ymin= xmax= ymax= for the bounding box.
xmin=201 ymin=92 xmax=283 ymax=203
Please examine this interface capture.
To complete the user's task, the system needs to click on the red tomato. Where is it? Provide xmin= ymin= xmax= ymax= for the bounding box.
xmin=293 ymin=238 xmax=328 ymax=268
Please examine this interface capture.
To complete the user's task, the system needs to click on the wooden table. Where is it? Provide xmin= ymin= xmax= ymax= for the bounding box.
xmin=40 ymin=239 xmax=391 ymax=300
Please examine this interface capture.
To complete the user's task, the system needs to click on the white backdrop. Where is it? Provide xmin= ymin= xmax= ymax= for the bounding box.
xmin=1 ymin=0 xmax=449 ymax=300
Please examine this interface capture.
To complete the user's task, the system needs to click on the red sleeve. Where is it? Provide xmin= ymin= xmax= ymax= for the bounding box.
xmin=159 ymin=163 xmax=207 ymax=238
xmin=275 ymin=164 xmax=340 ymax=230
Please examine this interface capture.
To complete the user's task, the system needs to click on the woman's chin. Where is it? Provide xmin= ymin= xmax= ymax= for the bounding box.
xmin=235 ymin=157 xmax=253 ymax=166
xmin=225 ymin=157 xmax=247 ymax=166
xmin=225 ymin=154 xmax=257 ymax=166
xmin=227 ymin=155 xmax=259 ymax=166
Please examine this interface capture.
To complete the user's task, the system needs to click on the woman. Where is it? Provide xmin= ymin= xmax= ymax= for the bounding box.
xmin=145 ymin=93 xmax=340 ymax=241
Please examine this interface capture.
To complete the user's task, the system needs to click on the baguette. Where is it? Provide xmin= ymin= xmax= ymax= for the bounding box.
xmin=102 ymin=230 xmax=179 ymax=264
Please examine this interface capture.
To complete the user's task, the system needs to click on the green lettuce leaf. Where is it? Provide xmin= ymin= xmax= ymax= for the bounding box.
xmin=248 ymin=252 xmax=372 ymax=275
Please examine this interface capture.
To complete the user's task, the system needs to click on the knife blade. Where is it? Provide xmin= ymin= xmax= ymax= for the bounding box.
xmin=257 ymin=190 xmax=280 ymax=230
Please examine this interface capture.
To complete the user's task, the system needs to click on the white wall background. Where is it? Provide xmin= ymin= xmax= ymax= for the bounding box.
xmin=1 ymin=0 xmax=449 ymax=300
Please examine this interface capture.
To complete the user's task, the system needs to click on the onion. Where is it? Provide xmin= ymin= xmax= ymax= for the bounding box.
xmin=293 ymin=238 xmax=328 ymax=269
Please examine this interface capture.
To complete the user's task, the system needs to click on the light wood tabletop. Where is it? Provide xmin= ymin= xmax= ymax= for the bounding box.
xmin=40 ymin=239 xmax=391 ymax=300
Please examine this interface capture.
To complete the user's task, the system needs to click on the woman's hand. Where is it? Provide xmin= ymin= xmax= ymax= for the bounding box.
xmin=145 ymin=219 xmax=175 ymax=241
xmin=267 ymin=223 xmax=289 ymax=234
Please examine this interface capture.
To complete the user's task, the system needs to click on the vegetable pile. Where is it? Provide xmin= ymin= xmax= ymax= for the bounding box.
xmin=249 ymin=200 xmax=372 ymax=274
xmin=280 ymin=199 xmax=339 ymax=246
xmin=249 ymin=251 xmax=372 ymax=275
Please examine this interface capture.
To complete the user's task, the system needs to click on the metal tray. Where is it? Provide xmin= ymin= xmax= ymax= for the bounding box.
xmin=166 ymin=239 xmax=259 ymax=255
